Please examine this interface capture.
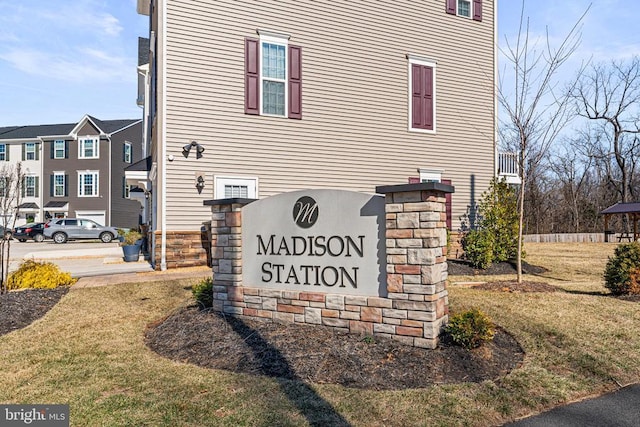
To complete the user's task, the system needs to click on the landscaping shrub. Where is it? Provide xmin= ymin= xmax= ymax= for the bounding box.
xmin=445 ymin=308 xmax=495 ymax=349
xmin=7 ymin=260 xmax=77 ymax=290
xmin=192 ymin=277 xmax=213 ymax=309
xmin=462 ymin=229 xmax=495 ymax=269
xmin=461 ymin=178 xmax=519 ymax=269
xmin=604 ymin=242 xmax=640 ymax=295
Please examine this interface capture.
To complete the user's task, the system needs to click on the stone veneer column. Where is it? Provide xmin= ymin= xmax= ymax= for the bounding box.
xmin=203 ymin=198 xmax=255 ymax=311
xmin=375 ymin=182 xmax=454 ymax=349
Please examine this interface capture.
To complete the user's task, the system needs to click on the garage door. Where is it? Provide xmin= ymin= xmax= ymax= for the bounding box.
xmin=75 ymin=210 xmax=106 ymax=226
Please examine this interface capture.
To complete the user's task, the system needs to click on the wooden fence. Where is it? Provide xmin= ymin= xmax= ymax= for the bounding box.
xmin=524 ymin=233 xmax=617 ymax=243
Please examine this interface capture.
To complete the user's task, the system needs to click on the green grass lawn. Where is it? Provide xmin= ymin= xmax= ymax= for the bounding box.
xmin=0 ymin=243 xmax=639 ymax=426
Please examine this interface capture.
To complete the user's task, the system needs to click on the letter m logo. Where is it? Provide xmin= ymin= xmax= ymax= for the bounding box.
xmin=293 ymin=196 xmax=319 ymax=229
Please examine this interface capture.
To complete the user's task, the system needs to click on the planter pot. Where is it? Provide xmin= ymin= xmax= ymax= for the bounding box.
xmin=122 ymin=244 xmax=141 ymax=262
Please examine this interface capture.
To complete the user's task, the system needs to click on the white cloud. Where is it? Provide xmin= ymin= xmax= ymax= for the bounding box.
xmin=0 ymin=48 xmax=132 ymax=83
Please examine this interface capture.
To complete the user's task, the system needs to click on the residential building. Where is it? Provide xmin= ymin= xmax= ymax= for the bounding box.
xmin=135 ymin=0 xmax=517 ymax=270
xmin=0 ymin=116 xmax=143 ymax=228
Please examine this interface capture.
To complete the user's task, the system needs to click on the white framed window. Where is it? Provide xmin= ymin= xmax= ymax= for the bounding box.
xmin=419 ymin=168 xmax=443 ymax=183
xmin=124 ymin=142 xmax=132 ymax=163
xmin=25 ymin=143 xmax=36 ymax=160
xmin=78 ymin=171 xmax=99 ymax=197
xmin=24 ymin=175 xmax=37 ymax=197
xmin=123 ymin=177 xmax=130 ymax=198
xmin=408 ymin=55 xmax=437 ymax=133
xmin=214 ymin=176 xmax=258 ymax=199
xmin=260 ymin=34 xmax=288 ymax=117
xmin=54 ymin=140 xmax=66 ymax=159
xmin=53 ymin=172 xmax=66 ymax=197
xmin=457 ymin=0 xmax=471 ymax=18
xmin=0 ymin=144 xmax=6 ymax=161
xmin=79 ymin=137 xmax=99 ymax=159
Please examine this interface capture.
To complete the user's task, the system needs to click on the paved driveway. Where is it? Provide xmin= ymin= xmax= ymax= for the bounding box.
xmin=6 ymin=239 xmax=154 ymax=277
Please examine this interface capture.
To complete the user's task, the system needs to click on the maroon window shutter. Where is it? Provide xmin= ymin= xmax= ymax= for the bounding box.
xmin=473 ymin=0 xmax=482 ymax=21
xmin=446 ymin=0 xmax=456 ymax=15
xmin=411 ymin=65 xmax=434 ymax=130
xmin=288 ymin=45 xmax=302 ymax=119
xmin=408 ymin=177 xmax=420 ymax=184
xmin=443 ymin=179 xmax=452 ymax=229
xmin=245 ymin=38 xmax=260 ymax=115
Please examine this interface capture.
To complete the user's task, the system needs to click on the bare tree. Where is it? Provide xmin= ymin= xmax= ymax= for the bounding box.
xmin=0 ymin=163 xmax=24 ymax=294
xmin=570 ymin=57 xmax=640 ymax=207
xmin=549 ymin=137 xmax=594 ymax=232
xmin=498 ymin=1 xmax=588 ymax=282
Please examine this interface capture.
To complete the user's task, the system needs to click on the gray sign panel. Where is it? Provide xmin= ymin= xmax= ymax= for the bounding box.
xmin=242 ymin=189 xmax=387 ymax=296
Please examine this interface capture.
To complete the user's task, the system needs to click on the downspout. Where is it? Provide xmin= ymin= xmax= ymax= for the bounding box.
xmin=493 ymin=0 xmax=499 ymax=178
xmin=160 ymin=0 xmax=167 ymax=270
xmin=108 ymin=134 xmax=112 ymax=226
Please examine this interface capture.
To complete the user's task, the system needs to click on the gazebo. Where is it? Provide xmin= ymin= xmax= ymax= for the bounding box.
xmin=600 ymin=202 xmax=640 ymax=242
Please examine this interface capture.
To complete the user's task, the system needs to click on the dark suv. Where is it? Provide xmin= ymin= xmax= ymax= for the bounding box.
xmin=43 ymin=218 xmax=119 ymax=243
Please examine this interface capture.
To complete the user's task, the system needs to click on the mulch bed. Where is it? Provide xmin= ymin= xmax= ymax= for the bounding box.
xmin=145 ymin=307 xmax=524 ymax=390
xmin=448 ymin=259 xmax=547 ymax=276
xmin=0 ymin=287 xmax=69 ymax=336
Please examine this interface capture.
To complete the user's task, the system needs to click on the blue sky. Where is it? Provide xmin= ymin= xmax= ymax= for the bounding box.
xmin=0 ymin=0 xmax=147 ymax=126
xmin=0 ymin=0 xmax=637 ymax=127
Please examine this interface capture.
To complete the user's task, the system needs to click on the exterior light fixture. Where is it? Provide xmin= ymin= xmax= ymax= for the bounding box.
xmin=195 ymin=174 xmax=205 ymax=194
xmin=182 ymin=140 xmax=205 ymax=159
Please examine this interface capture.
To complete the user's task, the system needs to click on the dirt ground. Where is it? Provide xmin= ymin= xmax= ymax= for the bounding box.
xmin=0 ymin=287 xmax=69 ymax=336
xmin=145 ymin=307 xmax=524 ymax=390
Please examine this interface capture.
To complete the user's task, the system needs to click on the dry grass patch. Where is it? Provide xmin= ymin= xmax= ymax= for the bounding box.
xmin=0 ymin=242 xmax=638 ymax=426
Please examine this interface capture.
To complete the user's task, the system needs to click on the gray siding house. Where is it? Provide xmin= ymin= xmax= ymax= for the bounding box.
xmin=136 ymin=0 xmax=517 ymax=269
xmin=0 ymin=116 xmax=143 ymax=228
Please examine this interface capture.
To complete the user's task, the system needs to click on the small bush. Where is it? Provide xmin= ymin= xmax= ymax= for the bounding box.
xmin=604 ymin=242 xmax=640 ymax=295
xmin=7 ymin=260 xmax=77 ymax=290
xmin=121 ymin=229 xmax=143 ymax=246
xmin=461 ymin=178 xmax=520 ymax=269
xmin=462 ymin=229 xmax=495 ymax=269
xmin=445 ymin=308 xmax=495 ymax=349
xmin=192 ymin=277 xmax=213 ymax=309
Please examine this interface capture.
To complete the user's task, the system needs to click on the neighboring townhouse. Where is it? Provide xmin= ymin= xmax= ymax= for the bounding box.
xmin=135 ymin=0 xmax=518 ymax=270
xmin=0 ymin=116 xmax=143 ymax=228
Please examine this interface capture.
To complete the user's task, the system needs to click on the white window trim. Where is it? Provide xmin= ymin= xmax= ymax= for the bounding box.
xmin=78 ymin=136 xmax=99 ymax=159
xmin=123 ymin=178 xmax=131 ymax=199
xmin=259 ymin=33 xmax=288 ymax=118
xmin=457 ymin=0 xmax=472 ymax=18
xmin=214 ymin=176 xmax=258 ymax=199
xmin=54 ymin=140 xmax=65 ymax=159
xmin=124 ymin=142 xmax=132 ymax=163
xmin=77 ymin=170 xmax=99 ymax=197
xmin=419 ymin=168 xmax=444 ymax=183
xmin=0 ymin=144 xmax=6 ymax=161
xmin=24 ymin=175 xmax=37 ymax=197
xmin=53 ymin=171 xmax=65 ymax=197
xmin=408 ymin=54 xmax=437 ymax=134
xmin=25 ymin=142 xmax=36 ymax=160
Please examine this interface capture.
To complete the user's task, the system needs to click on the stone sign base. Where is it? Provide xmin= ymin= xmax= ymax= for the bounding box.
xmin=205 ymin=182 xmax=452 ymax=349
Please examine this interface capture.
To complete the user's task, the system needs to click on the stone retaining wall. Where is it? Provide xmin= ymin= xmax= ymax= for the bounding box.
xmin=153 ymin=228 xmax=211 ymax=270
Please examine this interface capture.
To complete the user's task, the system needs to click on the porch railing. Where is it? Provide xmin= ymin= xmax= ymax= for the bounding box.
xmin=498 ymin=152 xmax=521 ymax=184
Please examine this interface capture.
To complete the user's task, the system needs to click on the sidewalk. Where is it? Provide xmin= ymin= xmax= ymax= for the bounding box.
xmin=74 ymin=265 xmax=212 ymax=288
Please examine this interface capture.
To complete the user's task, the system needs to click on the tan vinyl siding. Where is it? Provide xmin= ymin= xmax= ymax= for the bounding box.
xmin=160 ymin=0 xmax=496 ymax=230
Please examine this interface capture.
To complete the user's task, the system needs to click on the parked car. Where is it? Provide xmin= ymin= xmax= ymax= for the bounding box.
xmin=13 ymin=222 xmax=46 ymax=242
xmin=43 ymin=218 xmax=119 ymax=244
xmin=0 ymin=225 xmax=12 ymax=240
